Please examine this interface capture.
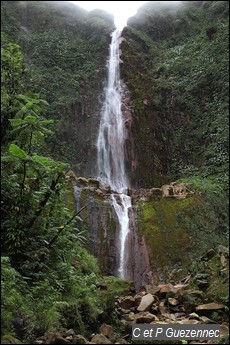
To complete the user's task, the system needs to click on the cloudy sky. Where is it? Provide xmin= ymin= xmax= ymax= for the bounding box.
xmin=69 ymin=1 xmax=155 ymax=29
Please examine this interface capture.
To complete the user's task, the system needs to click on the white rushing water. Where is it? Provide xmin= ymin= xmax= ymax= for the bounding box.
xmin=96 ymin=29 xmax=131 ymax=278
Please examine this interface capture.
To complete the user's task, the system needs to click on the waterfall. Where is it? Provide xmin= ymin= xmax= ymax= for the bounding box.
xmin=96 ymin=29 xmax=131 ymax=278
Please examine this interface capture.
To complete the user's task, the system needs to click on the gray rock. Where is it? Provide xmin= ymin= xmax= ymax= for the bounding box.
xmin=72 ymin=334 xmax=88 ymax=344
xmin=91 ymin=334 xmax=112 ymax=344
xmin=99 ymin=323 xmax=113 ymax=338
xmin=135 ymin=311 xmax=158 ymax=323
xmin=137 ymin=293 xmax=154 ymax=312
xmin=119 ymin=296 xmax=135 ymax=309
xmin=196 ymin=302 xmax=225 ymax=312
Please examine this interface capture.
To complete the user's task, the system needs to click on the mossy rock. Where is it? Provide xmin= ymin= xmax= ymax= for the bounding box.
xmin=99 ymin=276 xmax=135 ymax=311
xmin=188 ymin=250 xmax=229 ymax=306
xmin=138 ymin=196 xmax=195 ymax=272
xmin=137 ymin=195 xmax=226 ymax=277
xmin=205 ymin=255 xmax=229 ymax=304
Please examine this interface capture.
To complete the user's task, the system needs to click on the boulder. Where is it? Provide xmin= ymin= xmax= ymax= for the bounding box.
xmin=196 ymin=302 xmax=225 ymax=313
xmin=158 ymin=283 xmax=176 ymax=297
xmin=144 ymin=285 xmax=161 ymax=295
xmin=122 ymin=312 xmax=136 ymax=321
xmin=65 ymin=329 xmax=75 ymax=336
xmin=188 ymin=312 xmax=200 ymax=320
xmin=65 ymin=336 xmax=73 ymax=342
xmin=137 ymin=293 xmax=155 ymax=312
xmin=94 ymin=188 xmax=105 ymax=198
xmin=72 ymin=335 xmax=88 ymax=344
xmin=220 ymin=324 xmax=229 ymax=338
xmin=161 ymin=312 xmax=176 ymax=322
xmin=135 ymin=311 xmax=158 ymax=323
xmin=162 ymin=185 xmax=174 ymax=197
xmin=178 ymin=319 xmax=200 ymax=325
xmin=99 ymin=323 xmax=113 ymax=338
xmin=65 ymin=170 xmax=78 ymax=182
xmin=77 ymin=177 xmax=88 ymax=185
xmin=172 ymin=183 xmax=188 ymax=199
xmin=119 ymin=296 xmax=135 ymax=309
xmin=88 ymin=178 xmax=100 ymax=188
xmin=134 ymin=292 xmax=145 ymax=306
xmin=177 ymin=289 xmax=204 ymax=301
xmin=45 ymin=332 xmax=71 ymax=344
xmin=119 ymin=308 xmax=131 ymax=314
xmin=120 ymin=320 xmax=133 ymax=333
xmin=91 ymin=334 xmax=112 ymax=344
xmin=167 ymin=297 xmax=179 ymax=306
xmin=148 ymin=188 xmax=162 ymax=198
xmin=199 ymin=316 xmax=217 ymax=324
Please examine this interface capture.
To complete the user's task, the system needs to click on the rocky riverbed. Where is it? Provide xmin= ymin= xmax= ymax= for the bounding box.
xmin=29 ymin=247 xmax=229 ymax=345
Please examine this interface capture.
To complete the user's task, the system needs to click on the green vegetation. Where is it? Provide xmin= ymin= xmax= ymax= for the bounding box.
xmin=188 ymin=250 xmax=229 ymax=307
xmin=138 ymin=190 xmax=226 ymax=276
xmin=121 ymin=1 xmax=229 ymax=280
xmin=138 ymin=197 xmax=193 ymax=269
xmin=121 ymin=1 xmax=229 ymax=190
xmin=99 ymin=276 xmax=135 ymax=311
xmin=1 ymin=34 xmax=125 ymax=343
xmin=176 ymin=176 xmax=229 ymax=240
xmin=1 ymin=0 xmax=114 ymax=175
xmin=1 ymin=1 xmax=229 ymax=343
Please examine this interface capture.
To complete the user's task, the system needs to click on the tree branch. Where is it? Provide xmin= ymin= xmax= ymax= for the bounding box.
xmin=48 ymin=203 xmax=89 ymax=248
xmin=26 ymin=173 xmax=62 ymax=229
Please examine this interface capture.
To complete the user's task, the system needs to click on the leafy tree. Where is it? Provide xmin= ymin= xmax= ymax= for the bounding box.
xmin=1 ymin=35 xmax=96 ymax=283
xmin=1 ymin=35 xmax=103 ymax=341
xmin=1 ymin=32 xmax=25 ymax=142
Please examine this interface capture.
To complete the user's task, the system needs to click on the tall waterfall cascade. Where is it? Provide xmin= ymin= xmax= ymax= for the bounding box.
xmin=96 ymin=29 xmax=131 ymax=278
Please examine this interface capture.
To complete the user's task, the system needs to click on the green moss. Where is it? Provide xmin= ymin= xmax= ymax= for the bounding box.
xmin=65 ymin=183 xmax=76 ymax=213
xmin=206 ymin=256 xmax=229 ymax=303
xmin=138 ymin=194 xmax=226 ymax=275
xmin=138 ymin=197 xmax=194 ymax=271
xmin=188 ymin=251 xmax=229 ymax=305
xmin=122 ymin=2 xmax=229 ymax=189
xmin=207 ymin=278 xmax=229 ymax=303
xmin=99 ymin=276 xmax=134 ymax=310
xmin=1 ymin=0 xmax=113 ymax=175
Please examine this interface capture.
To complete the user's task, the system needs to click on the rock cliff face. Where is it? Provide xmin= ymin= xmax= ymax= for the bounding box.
xmin=69 ymin=175 xmax=150 ymax=290
xmin=120 ymin=82 xmax=138 ymax=187
xmin=120 ymin=0 xmax=229 ymax=188
xmin=67 ymin=173 xmax=226 ymax=290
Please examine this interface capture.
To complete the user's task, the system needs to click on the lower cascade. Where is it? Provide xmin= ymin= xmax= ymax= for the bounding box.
xmin=96 ymin=29 xmax=132 ymax=279
xmin=111 ymin=194 xmax=132 ymax=278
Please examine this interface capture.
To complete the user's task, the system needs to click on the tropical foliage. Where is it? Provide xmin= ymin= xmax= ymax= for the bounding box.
xmin=1 ymin=34 xmax=103 ymax=342
xmin=121 ymin=0 xmax=229 ymax=189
